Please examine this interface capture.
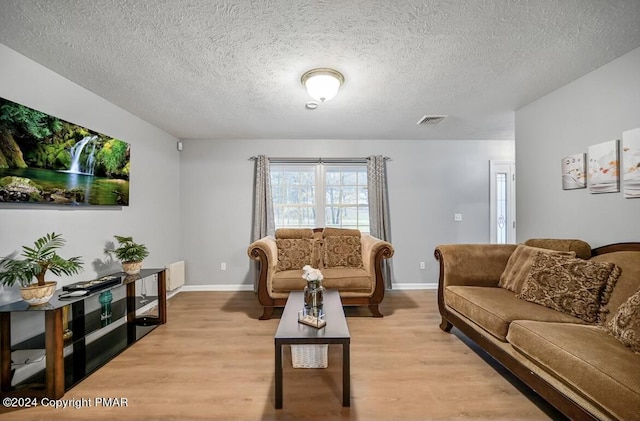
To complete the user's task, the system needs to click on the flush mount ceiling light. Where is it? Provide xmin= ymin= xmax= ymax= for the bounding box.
xmin=301 ymin=68 xmax=344 ymax=102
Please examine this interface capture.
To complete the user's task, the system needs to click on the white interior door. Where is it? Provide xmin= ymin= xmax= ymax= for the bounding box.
xmin=489 ymin=161 xmax=516 ymax=244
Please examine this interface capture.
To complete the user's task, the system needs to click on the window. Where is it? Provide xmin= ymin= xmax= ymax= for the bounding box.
xmin=270 ymin=165 xmax=316 ymax=228
xmin=270 ymin=163 xmax=369 ymax=232
xmin=489 ymin=160 xmax=516 ymax=244
xmin=495 ymin=172 xmax=508 ymax=244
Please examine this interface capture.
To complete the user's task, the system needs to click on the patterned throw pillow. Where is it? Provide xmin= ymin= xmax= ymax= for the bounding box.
xmin=606 ymin=287 xmax=640 ymax=354
xmin=499 ymin=245 xmax=576 ymax=293
xmin=518 ymin=252 xmax=621 ymax=324
xmin=323 ymin=236 xmax=364 ymax=268
xmin=276 ymin=238 xmax=313 ymax=271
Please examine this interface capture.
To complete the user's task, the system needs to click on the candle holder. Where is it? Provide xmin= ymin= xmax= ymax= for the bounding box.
xmin=298 ymin=307 xmax=326 ymax=328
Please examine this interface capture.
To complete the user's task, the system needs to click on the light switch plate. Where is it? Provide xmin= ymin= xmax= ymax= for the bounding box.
xmin=454 ymin=213 xmax=463 ymax=222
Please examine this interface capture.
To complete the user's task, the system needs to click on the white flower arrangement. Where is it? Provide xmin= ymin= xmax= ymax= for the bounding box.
xmin=302 ymin=265 xmax=324 ymax=282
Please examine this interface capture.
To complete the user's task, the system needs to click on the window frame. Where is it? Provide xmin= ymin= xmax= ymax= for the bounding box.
xmin=270 ymin=161 xmax=369 ymax=232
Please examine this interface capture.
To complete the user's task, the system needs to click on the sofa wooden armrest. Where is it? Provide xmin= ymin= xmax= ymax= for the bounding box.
xmin=248 ymin=230 xmax=394 ymax=320
xmin=434 ymin=243 xmax=517 ymax=332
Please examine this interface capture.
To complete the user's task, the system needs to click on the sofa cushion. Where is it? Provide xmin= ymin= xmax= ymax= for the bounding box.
xmin=323 ymin=227 xmax=361 ymax=238
xmin=518 ymin=252 xmax=621 ymax=324
xmin=524 ymin=238 xmax=592 ymax=260
xmin=320 ymin=268 xmax=371 ymax=292
xmin=498 ymin=245 xmax=576 ymax=293
xmin=275 ymin=238 xmax=313 ymax=271
xmin=275 ymin=228 xmax=314 ymax=239
xmin=272 ymin=269 xmax=306 ymax=292
xmin=606 ymin=287 xmax=640 ymax=354
xmin=445 ymin=286 xmax=583 ymax=341
xmin=271 ymin=268 xmax=371 ymax=293
xmin=507 ymin=320 xmax=640 ymax=421
xmin=324 ymin=235 xmax=364 ymax=269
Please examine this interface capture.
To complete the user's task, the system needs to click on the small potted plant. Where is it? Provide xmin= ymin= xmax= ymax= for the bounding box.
xmin=106 ymin=235 xmax=149 ymax=275
xmin=0 ymin=232 xmax=84 ymax=306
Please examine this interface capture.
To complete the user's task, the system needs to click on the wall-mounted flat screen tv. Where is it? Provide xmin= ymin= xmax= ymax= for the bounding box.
xmin=0 ymin=97 xmax=130 ymax=206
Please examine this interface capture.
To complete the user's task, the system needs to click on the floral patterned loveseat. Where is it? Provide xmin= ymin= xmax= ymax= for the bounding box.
xmin=248 ymin=227 xmax=393 ymax=320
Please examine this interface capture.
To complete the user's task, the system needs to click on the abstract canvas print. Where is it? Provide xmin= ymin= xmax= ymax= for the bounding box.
xmin=622 ymin=128 xmax=640 ymax=199
xmin=561 ymin=153 xmax=586 ymax=190
xmin=588 ymin=140 xmax=620 ymax=194
xmin=0 ymin=97 xmax=130 ymax=206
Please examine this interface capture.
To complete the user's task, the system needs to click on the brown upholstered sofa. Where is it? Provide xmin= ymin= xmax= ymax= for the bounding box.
xmin=248 ymin=227 xmax=394 ymax=320
xmin=435 ymin=239 xmax=640 ymax=421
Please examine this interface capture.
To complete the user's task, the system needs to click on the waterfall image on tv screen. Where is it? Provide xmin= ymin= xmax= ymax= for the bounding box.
xmin=0 ymin=97 xmax=130 ymax=206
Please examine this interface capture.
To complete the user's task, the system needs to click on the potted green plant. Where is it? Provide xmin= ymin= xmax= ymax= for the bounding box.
xmin=106 ymin=235 xmax=149 ymax=275
xmin=0 ymin=232 xmax=83 ymax=305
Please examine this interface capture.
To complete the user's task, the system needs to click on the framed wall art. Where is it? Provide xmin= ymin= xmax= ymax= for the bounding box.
xmin=0 ymin=97 xmax=130 ymax=206
xmin=588 ymin=140 xmax=619 ymax=194
xmin=561 ymin=153 xmax=586 ymax=190
xmin=622 ymin=128 xmax=640 ymax=199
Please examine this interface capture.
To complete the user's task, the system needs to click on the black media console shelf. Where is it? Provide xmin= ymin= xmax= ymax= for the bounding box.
xmin=0 ymin=268 xmax=167 ymax=399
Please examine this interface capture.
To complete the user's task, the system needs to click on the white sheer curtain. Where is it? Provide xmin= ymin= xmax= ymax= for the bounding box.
xmin=367 ymin=155 xmax=393 ymax=289
xmin=251 ymin=155 xmax=275 ymax=290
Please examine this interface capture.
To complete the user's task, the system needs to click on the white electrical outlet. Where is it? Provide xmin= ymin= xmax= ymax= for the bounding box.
xmin=221 ymin=262 xmax=226 ymax=271
xmin=419 ymin=261 xmax=426 ymax=270
xmin=454 ymin=213 xmax=463 ymax=222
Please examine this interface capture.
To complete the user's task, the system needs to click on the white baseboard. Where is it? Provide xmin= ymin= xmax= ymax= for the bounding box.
xmin=179 ymin=284 xmax=254 ymax=292
xmin=174 ymin=283 xmax=436 ymax=292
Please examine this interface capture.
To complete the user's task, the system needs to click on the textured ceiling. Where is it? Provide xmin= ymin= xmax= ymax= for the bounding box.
xmin=1 ymin=0 xmax=639 ymax=140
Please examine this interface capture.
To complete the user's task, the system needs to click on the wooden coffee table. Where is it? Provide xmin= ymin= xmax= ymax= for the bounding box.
xmin=274 ymin=289 xmax=351 ymax=409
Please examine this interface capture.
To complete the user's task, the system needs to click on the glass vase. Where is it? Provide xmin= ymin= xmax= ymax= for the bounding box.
xmin=99 ymin=290 xmax=113 ymax=326
xmin=303 ymin=279 xmax=325 ymax=318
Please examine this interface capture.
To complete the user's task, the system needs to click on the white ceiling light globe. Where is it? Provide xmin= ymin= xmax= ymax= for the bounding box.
xmin=301 ymin=68 xmax=344 ymax=102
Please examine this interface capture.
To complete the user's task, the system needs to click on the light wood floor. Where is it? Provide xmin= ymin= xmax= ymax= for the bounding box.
xmin=2 ymin=290 xmax=566 ymax=421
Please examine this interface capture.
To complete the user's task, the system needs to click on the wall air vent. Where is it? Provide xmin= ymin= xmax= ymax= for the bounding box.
xmin=417 ymin=115 xmax=447 ymax=125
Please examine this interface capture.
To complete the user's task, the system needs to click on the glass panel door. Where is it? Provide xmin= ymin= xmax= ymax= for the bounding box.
xmin=489 ymin=161 xmax=516 ymax=244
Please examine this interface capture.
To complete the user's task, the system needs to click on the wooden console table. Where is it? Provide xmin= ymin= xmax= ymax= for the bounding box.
xmin=0 ymin=268 xmax=166 ymax=399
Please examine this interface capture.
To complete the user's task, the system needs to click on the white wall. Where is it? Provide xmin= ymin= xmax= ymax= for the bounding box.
xmin=515 ymin=46 xmax=640 ymax=247
xmin=0 ymin=44 xmax=182 ymax=305
xmin=179 ymin=138 xmax=514 ymax=289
